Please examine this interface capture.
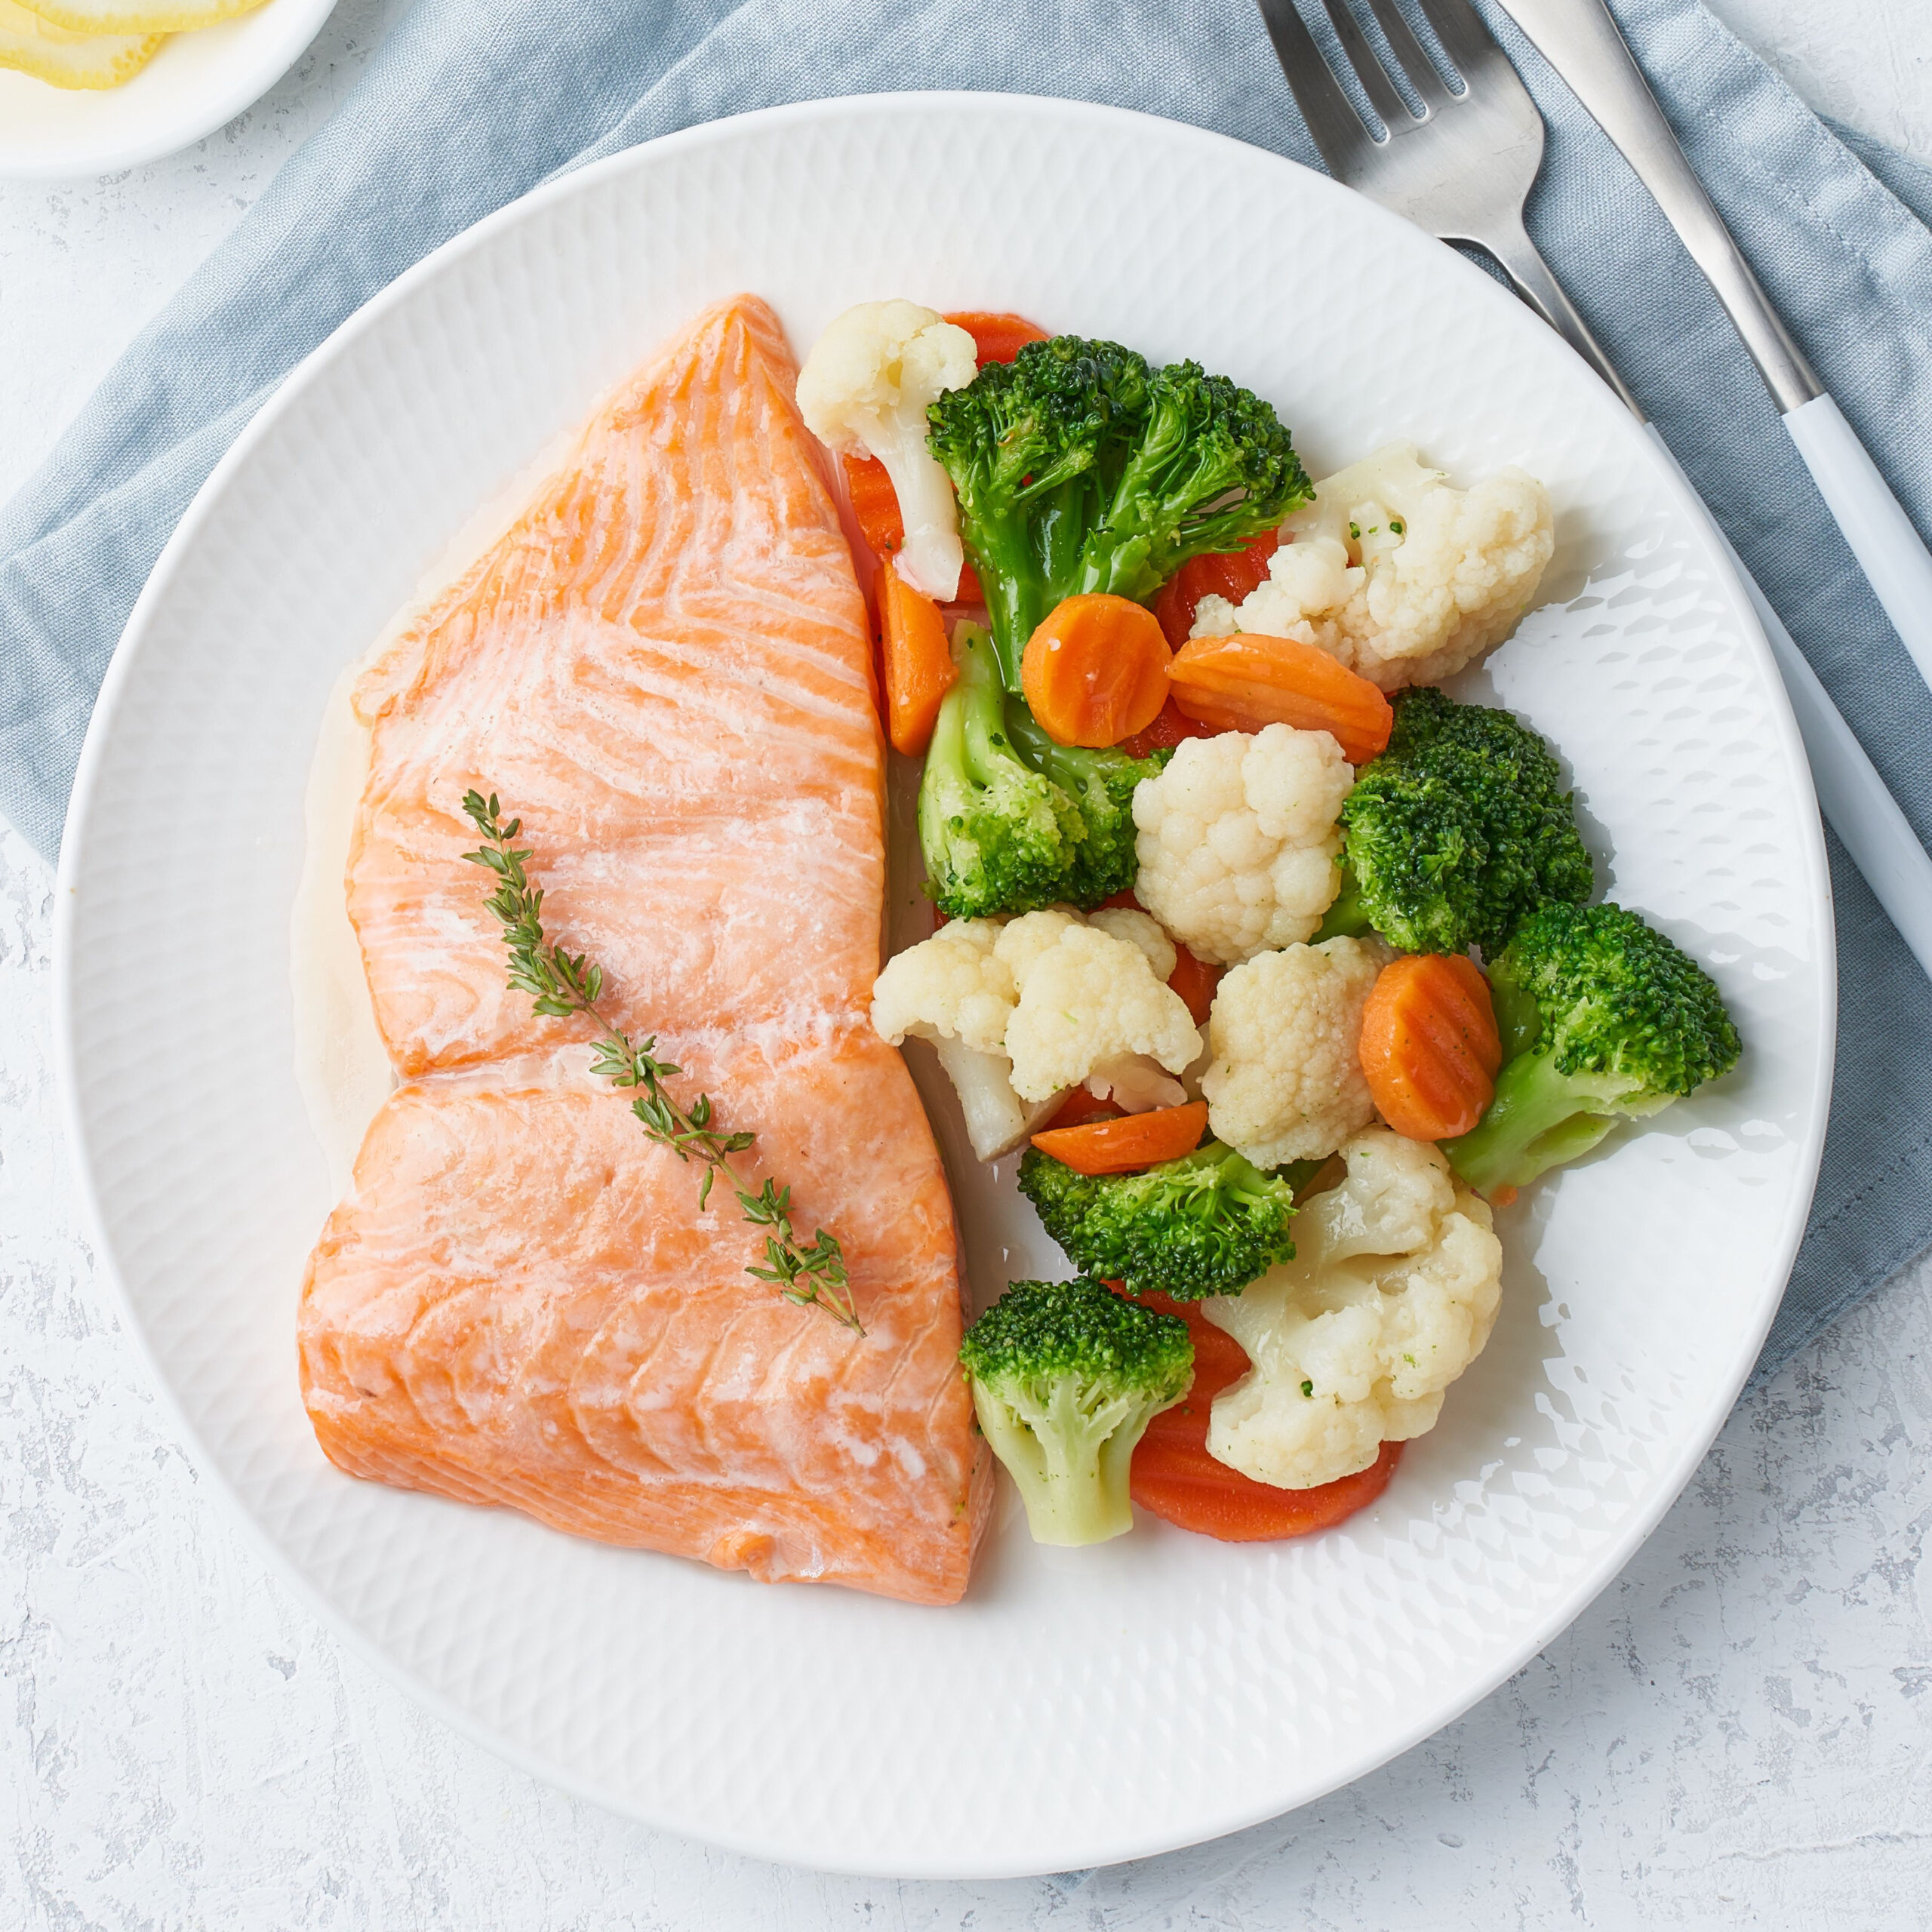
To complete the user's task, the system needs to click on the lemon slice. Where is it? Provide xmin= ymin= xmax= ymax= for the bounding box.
xmin=0 ymin=0 xmax=160 ymax=84
xmin=11 ymin=0 xmax=263 ymax=31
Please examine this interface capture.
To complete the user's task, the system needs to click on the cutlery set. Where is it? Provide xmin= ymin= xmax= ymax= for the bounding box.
xmin=1259 ymin=0 xmax=1932 ymax=980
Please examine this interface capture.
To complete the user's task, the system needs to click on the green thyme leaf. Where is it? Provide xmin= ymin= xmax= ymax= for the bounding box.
xmin=458 ymin=789 xmax=863 ymax=1337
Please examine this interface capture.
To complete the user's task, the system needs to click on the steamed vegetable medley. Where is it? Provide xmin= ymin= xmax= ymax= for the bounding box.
xmin=798 ymin=302 xmax=1743 ymax=1552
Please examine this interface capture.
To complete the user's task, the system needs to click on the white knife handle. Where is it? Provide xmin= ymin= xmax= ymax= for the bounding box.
xmin=1644 ymin=426 xmax=1932 ymax=981
xmin=1783 ymin=394 xmax=1932 ymax=696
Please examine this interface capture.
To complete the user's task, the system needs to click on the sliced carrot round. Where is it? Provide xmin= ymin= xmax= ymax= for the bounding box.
xmin=1021 ymin=593 xmax=1172 ymax=748
xmin=1150 ymin=532 xmax=1281 ymax=650
xmin=943 ymin=311 xmax=1052 ymax=366
xmin=1029 ymin=1100 xmax=1208 ymax=1175
xmin=1124 ymin=1288 xmax=1404 ymax=1541
xmin=1167 ymin=631 xmax=1394 ymax=764
xmin=1358 ymin=952 xmax=1503 ymax=1142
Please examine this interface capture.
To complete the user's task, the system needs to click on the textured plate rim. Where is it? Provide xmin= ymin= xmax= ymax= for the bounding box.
xmin=51 ymin=91 xmax=1836 ymax=1878
xmin=0 ymin=0 xmax=339 ymax=183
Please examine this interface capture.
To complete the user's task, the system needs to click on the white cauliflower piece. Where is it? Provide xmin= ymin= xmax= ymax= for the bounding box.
xmin=1201 ymin=937 xmax=1389 ymax=1165
xmin=924 ymin=1037 xmax=1062 ymax=1164
xmin=795 ymin=300 xmax=978 ymax=599
xmin=869 ymin=918 xmax=1041 ymax=1159
xmin=1204 ymin=1131 xmax=1503 ymax=1488
xmin=1190 ymin=443 xmax=1555 ymax=692
xmin=869 ymin=908 xmax=1200 ymax=1155
xmin=1086 ymin=906 xmax=1177 ymax=982
xmin=1131 ymin=724 xmax=1355 ymax=966
xmin=869 ymin=916 xmax=1014 ymax=1055
xmin=995 ymin=911 xmax=1201 ymax=1103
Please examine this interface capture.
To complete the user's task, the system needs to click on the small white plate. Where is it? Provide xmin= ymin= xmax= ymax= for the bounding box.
xmin=0 ymin=0 xmax=335 ymax=180
xmin=54 ymin=94 xmax=1833 ymax=1877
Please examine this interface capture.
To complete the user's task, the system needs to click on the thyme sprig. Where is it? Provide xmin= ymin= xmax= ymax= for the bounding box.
xmin=459 ymin=789 xmax=863 ymax=1336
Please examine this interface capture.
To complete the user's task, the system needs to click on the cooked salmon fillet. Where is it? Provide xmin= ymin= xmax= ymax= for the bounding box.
xmin=299 ymin=295 xmax=988 ymax=1605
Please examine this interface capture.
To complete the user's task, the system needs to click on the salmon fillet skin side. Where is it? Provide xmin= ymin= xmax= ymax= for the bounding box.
xmin=299 ymin=294 xmax=991 ymax=1607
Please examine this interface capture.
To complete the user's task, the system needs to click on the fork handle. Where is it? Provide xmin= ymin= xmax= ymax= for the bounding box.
xmin=1473 ymin=210 xmax=1641 ymax=416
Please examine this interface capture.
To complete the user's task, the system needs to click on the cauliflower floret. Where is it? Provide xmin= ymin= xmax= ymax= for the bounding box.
xmin=996 ymin=911 xmax=1201 ymax=1103
xmin=1201 ymin=937 xmax=1389 ymax=1165
xmin=1203 ymin=1131 xmax=1503 ymax=1488
xmin=1086 ymin=906 xmax=1177 ymax=982
xmin=869 ymin=916 xmax=1014 ymax=1055
xmin=1190 ymin=443 xmax=1555 ymax=693
xmin=1131 ymin=724 xmax=1355 ymax=965
xmin=795 ymin=300 xmax=979 ymax=599
xmin=869 ymin=918 xmax=1044 ymax=1159
xmin=869 ymin=908 xmax=1201 ymax=1157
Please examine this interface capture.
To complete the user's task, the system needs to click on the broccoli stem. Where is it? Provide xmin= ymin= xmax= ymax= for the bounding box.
xmin=968 ymin=478 xmax=1089 ymax=688
xmin=1443 ymin=1051 xmax=1643 ymax=1195
xmin=968 ymin=1377 xmax=1152 ymax=1546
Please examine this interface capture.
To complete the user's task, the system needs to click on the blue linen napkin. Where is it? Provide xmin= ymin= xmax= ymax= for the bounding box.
xmin=2 ymin=0 xmax=1927 ymax=1378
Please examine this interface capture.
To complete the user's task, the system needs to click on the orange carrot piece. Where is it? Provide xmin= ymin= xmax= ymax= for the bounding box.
xmin=1168 ymin=944 xmax=1222 ymax=1026
xmin=1167 ymin=631 xmax=1394 ymax=764
xmin=875 ymin=563 xmax=959 ymax=757
xmin=1125 ymin=1287 xmax=1403 ymax=1541
xmin=1041 ymin=1089 xmax=1128 ymax=1132
xmin=1029 ymin=1100 xmax=1208 ymax=1176
xmin=1021 ymin=592 xmax=1173 ymax=747
xmin=843 ymin=454 xmax=903 ymax=559
xmin=1358 ymin=953 xmax=1503 ymax=1142
xmin=1150 ymin=533 xmax=1281 ymax=650
xmin=944 ymin=310 xmax=1051 ymax=366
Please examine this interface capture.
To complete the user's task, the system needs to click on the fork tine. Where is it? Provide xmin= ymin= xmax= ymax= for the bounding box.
xmin=1412 ymin=0 xmax=1498 ymax=81
xmin=1317 ymin=0 xmax=1416 ymax=128
xmin=1255 ymin=0 xmax=1376 ymax=173
xmin=1356 ymin=0 xmax=1456 ymax=110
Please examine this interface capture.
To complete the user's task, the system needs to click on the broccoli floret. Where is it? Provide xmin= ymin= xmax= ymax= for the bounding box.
xmin=1318 ymin=687 xmax=1595 ymax=955
xmin=928 ymin=336 xmax=1312 ymax=685
xmin=918 ymin=623 xmax=1168 ymax=917
xmin=959 ymin=1276 xmax=1193 ymax=1546
xmin=1443 ymin=901 xmax=1743 ymax=1195
xmin=1018 ymin=1140 xmax=1299 ymax=1301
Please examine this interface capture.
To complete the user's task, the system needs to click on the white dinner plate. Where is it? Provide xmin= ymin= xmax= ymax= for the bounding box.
xmin=0 ymin=0 xmax=336 ymax=180
xmin=54 ymin=94 xmax=1834 ymax=1878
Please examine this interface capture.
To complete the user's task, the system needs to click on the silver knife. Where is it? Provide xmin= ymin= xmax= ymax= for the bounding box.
xmin=1497 ymin=0 xmax=1932 ymax=698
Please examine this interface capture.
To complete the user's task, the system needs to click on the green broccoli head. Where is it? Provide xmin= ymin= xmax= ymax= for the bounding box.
xmin=1443 ymin=900 xmax=1743 ymax=1195
xmin=1078 ymin=360 xmax=1310 ymax=606
xmin=918 ymin=623 xmax=1168 ymax=918
xmin=958 ymin=1276 xmax=1192 ymax=1546
xmin=1321 ymin=687 xmax=1595 ymax=955
xmin=1017 ymin=1141 xmax=1298 ymax=1301
xmin=927 ymin=336 xmax=1310 ymax=685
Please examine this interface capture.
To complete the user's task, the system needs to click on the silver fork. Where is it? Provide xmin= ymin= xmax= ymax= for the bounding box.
xmin=1255 ymin=0 xmax=1932 ymax=983
xmin=1256 ymin=0 xmax=1636 ymax=411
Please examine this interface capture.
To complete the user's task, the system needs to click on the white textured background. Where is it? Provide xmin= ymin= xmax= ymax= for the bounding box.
xmin=5 ymin=2 xmax=1932 ymax=1923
